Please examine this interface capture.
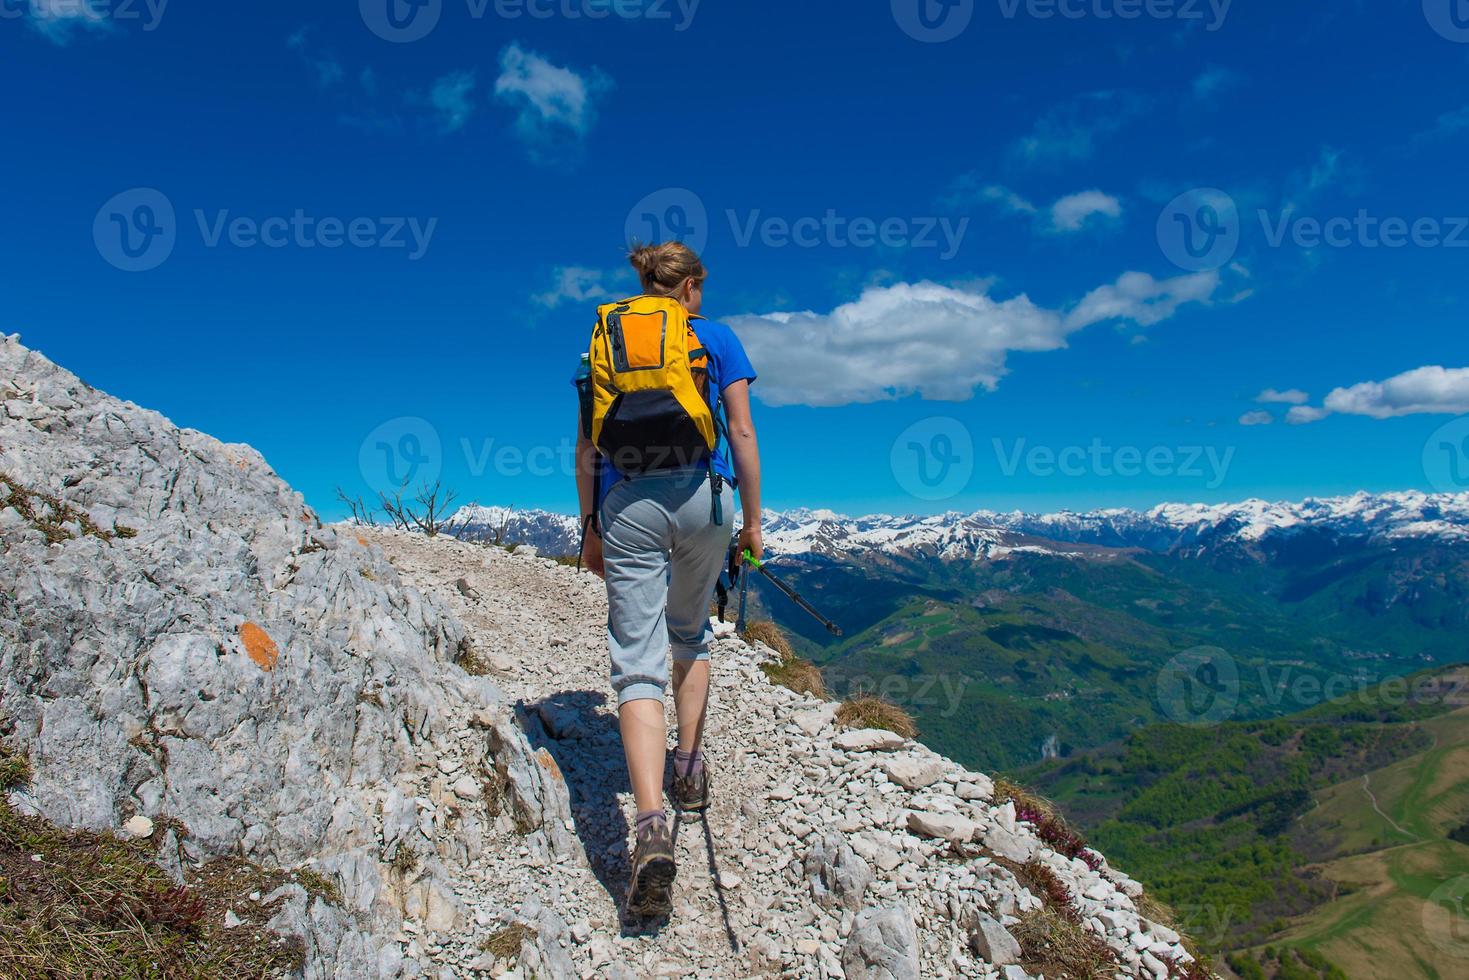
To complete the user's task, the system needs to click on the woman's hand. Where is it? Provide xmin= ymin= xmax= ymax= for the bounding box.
xmin=581 ymin=532 xmax=606 ymax=579
xmin=739 ymin=525 xmax=764 ymax=564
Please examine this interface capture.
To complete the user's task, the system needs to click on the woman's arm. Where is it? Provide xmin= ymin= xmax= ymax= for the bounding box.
xmin=575 ymin=424 xmax=604 ymax=577
xmin=721 ymin=379 xmax=763 ymax=560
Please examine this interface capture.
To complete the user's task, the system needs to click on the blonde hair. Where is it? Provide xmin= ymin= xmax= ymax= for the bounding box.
xmin=628 ymin=241 xmax=707 ymax=297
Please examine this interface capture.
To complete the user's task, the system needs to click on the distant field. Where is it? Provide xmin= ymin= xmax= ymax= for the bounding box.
xmin=1241 ymin=704 xmax=1469 ymax=978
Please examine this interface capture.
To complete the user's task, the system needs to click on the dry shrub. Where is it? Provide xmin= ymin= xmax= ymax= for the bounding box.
xmin=0 ymin=751 xmax=305 ymax=978
xmin=835 ymin=695 xmax=917 ymax=739
xmin=480 ymin=922 xmax=536 ymax=961
xmin=1011 ymin=908 xmax=1117 ymax=980
xmin=761 ymin=654 xmax=828 ymax=700
xmin=993 ymin=777 xmax=1061 ymax=823
xmin=742 ymin=620 xmax=793 ymax=659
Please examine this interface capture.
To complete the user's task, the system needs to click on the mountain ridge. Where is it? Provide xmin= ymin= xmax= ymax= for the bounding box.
xmin=446 ymin=490 xmax=1469 ymax=561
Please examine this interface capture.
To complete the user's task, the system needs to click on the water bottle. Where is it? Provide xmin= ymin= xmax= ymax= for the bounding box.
xmin=574 ymin=354 xmax=593 ymax=437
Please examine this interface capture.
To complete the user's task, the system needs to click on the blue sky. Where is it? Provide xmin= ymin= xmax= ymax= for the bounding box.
xmin=4 ymin=0 xmax=1469 ymax=519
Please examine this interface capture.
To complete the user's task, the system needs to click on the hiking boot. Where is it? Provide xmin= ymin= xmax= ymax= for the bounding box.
xmin=625 ymin=818 xmax=677 ymax=919
xmin=672 ymin=758 xmax=711 ymax=812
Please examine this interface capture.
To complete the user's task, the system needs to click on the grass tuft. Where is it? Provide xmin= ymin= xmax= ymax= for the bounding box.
xmin=292 ymin=868 xmax=343 ymax=907
xmin=0 ymin=472 xmax=135 ymax=544
xmin=835 ymin=694 xmax=917 ymax=739
xmin=480 ymin=922 xmax=536 ymax=961
xmin=745 ymin=620 xmax=829 ymax=700
xmin=1011 ymin=907 xmax=1118 ymax=979
xmin=742 ymin=620 xmax=793 ymax=659
xmin=0 ymin=749 xmax=306 ymax=978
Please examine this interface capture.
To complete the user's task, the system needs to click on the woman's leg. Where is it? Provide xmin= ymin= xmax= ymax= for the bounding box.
xmin=601 ymin=486 xmax=676 ymax=817
xmin=666 ymin=482 xmax=734 ymax=758
xmin=671 ymin=660 xmax=710 ymax=755
xmin=618 ymin=700 xmax=667 ymax=814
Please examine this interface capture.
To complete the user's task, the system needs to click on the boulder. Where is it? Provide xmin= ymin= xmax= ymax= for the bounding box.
xmin=805 ymin=832 xmax=874 ymax=911
xmin=967 ymin=912 xmax=1022 ymax=965
xmin=843 ymin=904 xmax=921 ymax=980
xmin=835 ymin=729 xmax=907 ymax=752
xmin=906 ymin=810 xmax=977 ymax=843
xmin=880 ymin=756 xmax=944 ymax=790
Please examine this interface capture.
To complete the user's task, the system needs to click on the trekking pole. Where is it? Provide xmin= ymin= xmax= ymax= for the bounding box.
xmin=740 ymin=550 xmax=843 ymax=637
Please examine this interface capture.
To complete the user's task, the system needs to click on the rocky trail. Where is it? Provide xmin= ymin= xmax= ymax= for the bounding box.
xmin=0 ymin=333 xmax=1206 ymax=978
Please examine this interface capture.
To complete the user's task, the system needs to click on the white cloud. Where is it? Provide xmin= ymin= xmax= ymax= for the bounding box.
xmin=1050 ymin=190 xmax=1122 ymax=232
xmin=1064 ymin=270 xmax=1220 ymax=331
xmin=25 ymin=0 xmax=115 ymax=44
xmin=430 ymin=71 xmax=476 ymax=133
xmin=494 ymin=43 xmax=610 ymax=161
xmin=1193 ymin=67 xmax=1242 ymax=101
xmin=1287 ymin=405 xmax=1331 ymax=425
xmin=1256 ymin=388 xmax=1309 ymax=405
xmin=287 ymin=29 xmax=345 ymax=88
xmin=1239 ymin=410 xmax=1275 ymax=426
xmin=1284 ymin=367 xmax=1469 ymax=423
xmin=1322 ymin=366 xmax=1469 ymax=419
xmin=727 ymin=272 xmax=1223 ymax=408
xmin=534 ymin=266 xmax=629 ymax=308
xmin=949 ymin=179 xmax=1120 ymax=235
xmin=1011 ymin=91 xmax=1148 ymax=167
xmin=944 ymin=176 xmax=1036 ymax=214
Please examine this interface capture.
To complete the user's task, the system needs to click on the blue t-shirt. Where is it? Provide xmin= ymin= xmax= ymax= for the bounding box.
xmin=579 ymin=318 xmax=757 ymax=505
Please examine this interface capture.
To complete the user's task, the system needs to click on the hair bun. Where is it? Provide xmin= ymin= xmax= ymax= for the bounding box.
xmin=627 ymin=241 xmax=707 ymax=297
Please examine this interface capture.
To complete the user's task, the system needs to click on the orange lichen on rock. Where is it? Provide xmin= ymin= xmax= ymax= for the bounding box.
xmin=239 ymin=623 xmax=279 ymax=672
xmin=535 ymin=748 xmax=565 ymax=785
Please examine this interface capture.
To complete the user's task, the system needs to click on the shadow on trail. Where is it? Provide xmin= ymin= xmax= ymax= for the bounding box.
xmin=520 ymin=690 xmax=740 ymax=950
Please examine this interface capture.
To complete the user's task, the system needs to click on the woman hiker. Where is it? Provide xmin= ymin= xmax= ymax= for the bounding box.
xmin=574 ymin=241 xmax=764 ymax=918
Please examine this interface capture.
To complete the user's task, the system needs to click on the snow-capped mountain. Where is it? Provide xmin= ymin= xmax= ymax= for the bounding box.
xmin=765 ymin=491 xmax=1469 ymax=561
xmin=444 ymin=491 xmax=1469 ymax=561
xmin=445 ymin=505 xmax=581 ymax=555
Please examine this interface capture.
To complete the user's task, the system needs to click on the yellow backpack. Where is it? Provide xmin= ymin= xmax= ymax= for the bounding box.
xmin=587 ymin=295 xmax=718 ymax=474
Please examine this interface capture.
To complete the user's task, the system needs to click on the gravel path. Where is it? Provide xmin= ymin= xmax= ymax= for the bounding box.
xmin=371 ymin=529 xmax=1200 ymax=980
